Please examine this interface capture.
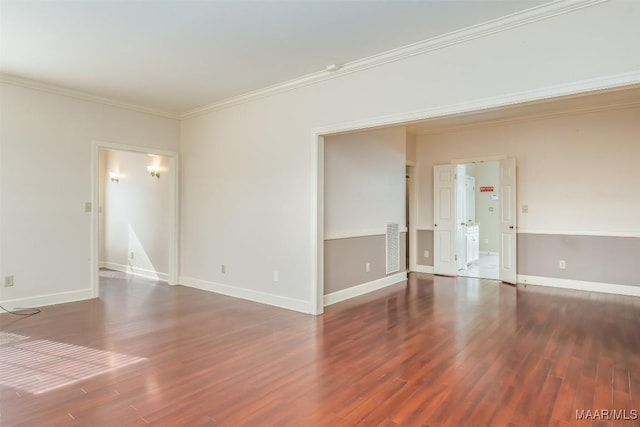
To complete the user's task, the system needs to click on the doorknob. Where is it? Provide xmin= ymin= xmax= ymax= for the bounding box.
xmin=434 ymin=224 xmax=438 ymax=227
xmin=509 ymin=226 xmax=515 ymax=229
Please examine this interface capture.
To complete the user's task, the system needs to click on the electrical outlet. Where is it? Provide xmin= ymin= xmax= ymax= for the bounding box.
xmin=365 ymin=263 xmax=370 ymax=273
xmin=4 ymin=275 xmax=14 ymax=287
xmin=221 ymin=264 xmax=226 ymax=274
xmin=273 ymin=271 xmax=279 ymax=282
xmin=522 ymin=204 xmax=529 ymax=213
xmin=84 ymin=202 xmax=92 ymax=213
xmin=559 ymin=260 xmax=566 ymax=269
xmin=424 ymin=250 xmax=429 ymax=258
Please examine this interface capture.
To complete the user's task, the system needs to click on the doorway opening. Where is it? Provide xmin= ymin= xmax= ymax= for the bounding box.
xmin=433 ymin=157 xmax=516 ymax=284
xmin=455 ymin=161 xmax=500 ymax=280
xmin=91 ymin=142 xmax=179 ymax=298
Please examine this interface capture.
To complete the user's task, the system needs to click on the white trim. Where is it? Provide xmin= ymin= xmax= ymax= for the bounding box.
xmin=182 ymin=0 xmax=607 ymax=118
xmin=91 ymin=141 xmax=180 ymax=300
xmin=179 ymin=276 xmax=311 ymax=314
xmin=323 ymin=272 xmax=408 ymax=307
xmin=518 ymin=275 xmax=640 ymax=298
xmin=312 ymin=72 xmax=640 ymax=138
xmin=450 ymin=155 xmax=506 ymax=165
xmin=311 ymin=135 xmax=324 ymax=315
xmin=101 ymin=262 xmax=169 ymax=281
xmin=0 ymin=0 xmax=619 ymax=121
xmin=481 ymin=251 xmax=499 ymax=256
xmin=407 ymin=164 xmax=418 ymax=279
xmin=0 ymin=74 xmax=180 ymax=120
xmin=517 ymin=229 xmax=640 ymax=238
xmin=414 ymin=265 xmax=435 ymax=274
xmin=324 ymin=227 xmax=408 ymax=241
xmin=0 ymin=289 xmax=94 ymax=311
xmin=412 ymin=100 xmax=640 ymax=137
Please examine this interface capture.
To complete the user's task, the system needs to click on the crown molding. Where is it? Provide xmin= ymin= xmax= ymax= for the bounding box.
xmin=181 ymin=0 xmax=608 ymax=119
xmin=308 ymin=70 xmax=640 ymax=138
xmin=0 ymin=0 xmax=610 ymax=120
xmin=0 ymin=74 xmax=180 ymax=120
xmin=410 ymin=98 xmax=640 ymax=136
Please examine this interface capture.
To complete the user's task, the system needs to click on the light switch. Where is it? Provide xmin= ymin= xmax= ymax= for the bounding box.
xmin=522 ymin=205 xmax=529 ymax=213
xmin=84 ymin=202 xmax=92 ymax=213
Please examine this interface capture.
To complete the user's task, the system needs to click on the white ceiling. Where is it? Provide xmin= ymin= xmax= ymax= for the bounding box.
xmin=1 ymin=0 xmax=547 ymax=115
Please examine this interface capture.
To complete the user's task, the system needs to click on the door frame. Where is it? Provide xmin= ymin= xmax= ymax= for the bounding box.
xmin=447 ymin=156 xmax=514 ymax=281
xmin=311 ymin=77 xmax=638 ymax=315
xmin=90 ymin=141 xmax=180 ymax=298
xmin=406 ymin=163 xmax=417 ymax=272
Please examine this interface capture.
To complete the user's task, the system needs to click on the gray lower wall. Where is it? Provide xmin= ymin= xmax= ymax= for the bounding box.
xmin=517 ymin=233 xmax=640 ymax=287
xmin=415 ymin=231 xmax=639 ymax=287
xmin=416 ymin=229 xmax=434 ymax=267
xmin=324 ymin=233 xmax=406 ymax=295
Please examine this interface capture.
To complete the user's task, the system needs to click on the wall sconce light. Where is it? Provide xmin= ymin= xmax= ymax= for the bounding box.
xmin=147 ymin=165 xmax=160 ymax=178
xmin=109 ymin=172 xmax=120 ymax=183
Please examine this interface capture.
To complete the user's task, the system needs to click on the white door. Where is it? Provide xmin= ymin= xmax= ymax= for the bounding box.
xmin=465 ymin=176 xmax=475 ymax=223
xmin=499 ymin=158 xmax=517 ymax=284
xmin=455 ymin=165 xmax=466 ymax=270
xmin=434 ymin=165 xmax=457 ymax=276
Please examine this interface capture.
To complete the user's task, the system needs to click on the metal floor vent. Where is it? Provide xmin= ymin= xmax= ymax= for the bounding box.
xmin=386 ymin=223 xmax=400 ymax=274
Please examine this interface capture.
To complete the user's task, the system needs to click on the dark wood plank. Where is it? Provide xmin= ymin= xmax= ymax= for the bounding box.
xmin=1 ymin=270 xmax=639 ymax=426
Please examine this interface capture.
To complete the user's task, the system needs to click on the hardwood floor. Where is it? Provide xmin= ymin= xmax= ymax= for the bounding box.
xmin=1 ymin=270 xmax=639 ymax=426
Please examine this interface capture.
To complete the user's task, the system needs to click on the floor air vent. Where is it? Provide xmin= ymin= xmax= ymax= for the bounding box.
xmin=386 ymin=223 xmax=400 ymax=274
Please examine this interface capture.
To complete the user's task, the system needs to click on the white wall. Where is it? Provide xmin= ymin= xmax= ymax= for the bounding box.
xmin=416 ymin=106 xmax=640 ymax=235
xmin=102 ymin=150 xmax=171 ymax=279
xmin=0 ymin=83 xmax=179 ymax=308
xmin=179 ymin=1 xmax=640 ymax=312
xmin=324 ymin=127 xmax=406 ymax=238
xmin=474 ymin=162 xmax=500 ymax=253
xmin=406 ymin=132 xmax=416 ymax=164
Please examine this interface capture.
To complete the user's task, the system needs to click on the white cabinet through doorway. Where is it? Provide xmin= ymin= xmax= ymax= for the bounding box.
xmin=466 ymin=224 xmax=479 ymax=265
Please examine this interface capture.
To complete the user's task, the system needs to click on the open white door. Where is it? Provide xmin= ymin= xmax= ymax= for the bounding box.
xmin=455 ymin=165 xmax=466 ymax=271
xmin=499 ymin=158 xmax=517 ymax=284
xmin=433 ymin=165 xmax=457 ymax=276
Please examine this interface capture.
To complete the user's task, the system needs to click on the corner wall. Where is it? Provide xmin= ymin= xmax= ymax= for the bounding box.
xmin=323 ymin=127 xmax=407 ymax=301
xmin=415 ymin=106 xmax=640 ymax=289
xmin=0 ymin=83 xmax=179 ymax=309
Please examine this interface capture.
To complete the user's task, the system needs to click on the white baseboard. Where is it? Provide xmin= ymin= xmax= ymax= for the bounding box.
xmin=179 ymin=276 xmax=311 ymax=314
xmin=0 ymin=288 xmax=94 ymax=311
xmin=102 ymin=262 xmax=168 ymax=282
xmin=413 ymin=265 xmax=434 ymax=274
xmin=324 ymin=272 xmax=408 ymax=307
xmin=517 ymin=275 xmax=640 ymax=298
